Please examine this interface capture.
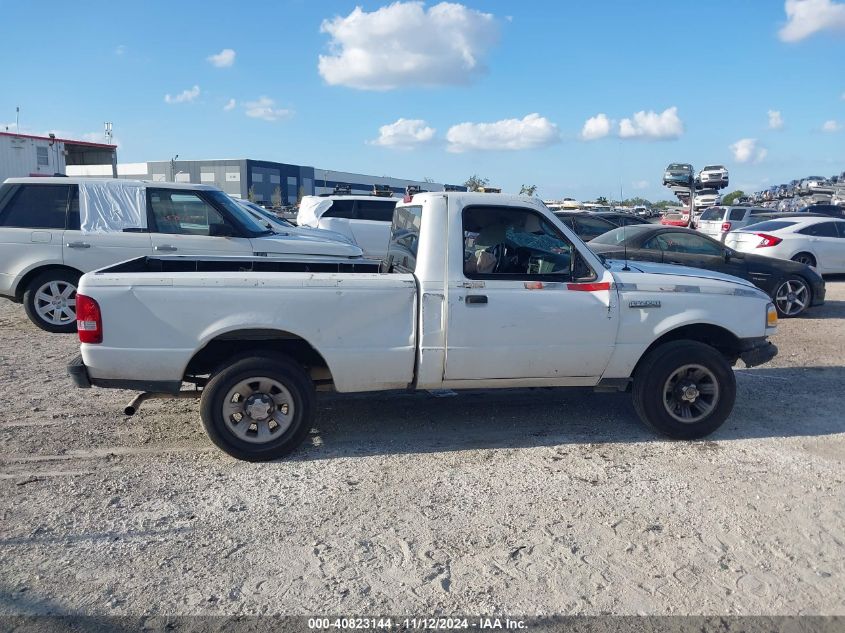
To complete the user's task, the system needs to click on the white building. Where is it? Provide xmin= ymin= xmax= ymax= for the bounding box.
xmin=0 ymin=131 xmax=117 ymax=182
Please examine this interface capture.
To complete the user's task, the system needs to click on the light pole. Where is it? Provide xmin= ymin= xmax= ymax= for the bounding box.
xmin=170 ymin=154 xmax=179 ymax=182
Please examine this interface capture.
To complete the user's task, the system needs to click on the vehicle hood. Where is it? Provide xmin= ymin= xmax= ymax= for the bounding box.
xmin=253 ymin=232 xmax=363 ymax=257
xmin=282 ymin=225 xmax=355 ymax=245
xmin=605 ymin=259 xmax=764 ymax=294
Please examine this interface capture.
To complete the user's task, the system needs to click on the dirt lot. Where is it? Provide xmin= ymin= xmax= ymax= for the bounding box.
xmin=1 ymin=280 xmax=843 ymax=617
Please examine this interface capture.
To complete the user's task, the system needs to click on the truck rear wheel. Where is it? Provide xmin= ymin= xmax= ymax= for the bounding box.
xmin=632 ymin=341 xmax=736 ymax=439
xmin=200 ymin=356 xmax=315 ymax=461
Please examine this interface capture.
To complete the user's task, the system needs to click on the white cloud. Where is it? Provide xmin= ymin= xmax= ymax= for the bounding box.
xmin=779 ymin=0 xmax=845 ymax=42
xmin=446 ymin=113 xmax=559 ymax=153
xmin=618 ymin=106 xmax=683 ymax=140
xmin=369 ymin=118 xmax=436 ymax=149
xmin=115 ymin=44 xmax=126 ymax=56
xmin=580 ymin=113 xmax=613 ymax=141
xmin=318 ymin=1 xmax=499 ymax=90
xmin=164 ymin=85 xmax=200 ymax=104
xmin=768 ymin=109 xmax=784 ymax=129
xmin=632 ymin=180 xmax=649 ymax=190
xmin=223 ymin=98 xmax=237 ymax=111
xmin=207 ymin=48 xmax=236 ymax=68
xmin=243 ymin=97 xmax=292 ymax=122
xmin=822 ymin=119 xmax=842 ymax=132
xmin=730 ymin=138 xmax=768 ymax=164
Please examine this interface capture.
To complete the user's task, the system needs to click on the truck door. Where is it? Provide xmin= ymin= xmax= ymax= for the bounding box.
xmin=444 ymin=205 xmax=618 ymax=383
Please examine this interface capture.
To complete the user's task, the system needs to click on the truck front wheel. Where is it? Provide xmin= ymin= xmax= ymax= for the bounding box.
xmin=199 ymin=356 xmax=315 ymax=461
xmin=632 ymin=341 xmax=736 ymax=439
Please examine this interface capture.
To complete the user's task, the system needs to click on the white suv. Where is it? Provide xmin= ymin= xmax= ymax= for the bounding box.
xmin=696 ymin=205 xmax=771 ymax=241
xmin=0 ymin=178 xmax=362 ymax=332
xmin=297 ymin=194 xmax=401 ymax=259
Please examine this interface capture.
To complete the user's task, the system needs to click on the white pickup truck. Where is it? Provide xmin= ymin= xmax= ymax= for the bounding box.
xmin=68 ymin=192 xmax=778 ymax=461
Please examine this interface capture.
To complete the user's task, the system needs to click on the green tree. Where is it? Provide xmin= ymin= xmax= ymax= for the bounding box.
xmin=596 ymin=196 xmax=609 ymax=205
xmin=271 ymin=186 xmax=282 ymax=208
xmin=519 ymin=184 xmax=538 ymax=196
xmin=423 ymin=177 xmax=435 ymax=183
xmin=463 ymin=174 xmax=489 ymax=192
xmin=297 ymin=186 xmax=305 ymax=204
xmin=248 ymin=186 xmax=256 ymax=202
xmin=721 ymin=190 xmax=745 ymax=205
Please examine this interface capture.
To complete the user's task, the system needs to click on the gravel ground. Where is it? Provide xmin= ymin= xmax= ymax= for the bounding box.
xmin=0 ymin=280 xmax=843 ymax=617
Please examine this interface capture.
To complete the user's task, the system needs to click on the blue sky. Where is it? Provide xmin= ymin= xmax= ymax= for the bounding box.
xmin=1 ymin=0 xmax=843 ymax=200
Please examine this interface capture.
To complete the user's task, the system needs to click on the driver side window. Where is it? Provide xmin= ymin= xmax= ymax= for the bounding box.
xmin=149 ymin=190 xmax=232 ymax=236
xmin=462 ymin=206 xmax=592 ymax=280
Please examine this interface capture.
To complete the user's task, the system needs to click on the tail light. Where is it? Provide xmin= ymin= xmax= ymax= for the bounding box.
xmin=721 ymin=222 xmax=732 ymax=232
xmin=755 ymin=233 xmax=782 ymax=248
xmin=76 ymin=294 xmax=102 ymax=344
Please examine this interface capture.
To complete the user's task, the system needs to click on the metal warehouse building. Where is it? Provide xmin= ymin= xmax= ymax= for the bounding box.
xmin=67 ymin=158 xmax=464 ymax=204
xmin=0 ymin=131 xmax=117 ymax=182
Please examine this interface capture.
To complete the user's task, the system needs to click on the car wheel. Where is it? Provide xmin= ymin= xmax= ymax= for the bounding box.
xmin=632 ymin=340 xmax=736 ymax=440
xmin=22 ymin=270 xmax=80 ymax=334
xmin=791 ymin=252 xmax=816 ymax=267
xmin=773 ymin=275 xmax=812 ymax=318
xmin=199 ymin=355 xmax=315 ymax=461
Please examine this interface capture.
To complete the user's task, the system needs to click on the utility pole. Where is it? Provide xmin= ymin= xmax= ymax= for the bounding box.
xmin=15 ymin=106 xmax=19 ymax=131
xmin=170 ymin=154 xmax=179 ymax=182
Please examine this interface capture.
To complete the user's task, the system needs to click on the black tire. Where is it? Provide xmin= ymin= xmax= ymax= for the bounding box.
xmin=200 ymin=355 xmax=315 ymax=461
xmin=632 ymin=340 xmax=736 ymax=440
xmin=772 ymin=275 xmax=812 ymax=318
xmin=22 ymin=269 xmax=80 ymax=334
xmin=791 ymin=252 xmax=816 ymax=267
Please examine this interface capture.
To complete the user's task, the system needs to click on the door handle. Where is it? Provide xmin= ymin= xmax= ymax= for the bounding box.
xmin=155 ymin=245 xmax=178 ymax=252
xmin=66 ymin=241 xmax=91 ymax=249
xmin=466 ymin=295 xmax=488 ymax=305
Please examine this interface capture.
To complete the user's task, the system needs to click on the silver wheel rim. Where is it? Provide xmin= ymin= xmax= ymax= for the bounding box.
xmin=775 ymin=279 xmax=808 ymax=316
xmin=222 ymin=376 xmax=295 ymax=444
xmin=662 ymin=364 xmax=719 ymax=424
xmin=34 ymin=280 xmax=76 ymax=326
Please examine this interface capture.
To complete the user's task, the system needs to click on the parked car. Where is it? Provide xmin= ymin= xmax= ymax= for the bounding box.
xmin=68 ymin=192 xmax=778 ymax=460
xmin=0 ymin=178 xmax=364 ymax=333
xmin=591 ymin=211 xmax=652 ymax=227
xmin=697 ymin=165 xmax=729 ymax=189
xmin=589 ymin=225 xmax=825 ymax=317
xmin=552 ymin=211 xmax=617 ymax=241
xmin=663 ymin=163 xmax=694 ymax=187
xmin=297 ymin=193 xmax=400 ymax=259
xmin=832 ymin=186 xmax=845 ymax=208
xmin=660 ymin=211 xmax=691 ymax=227
xmin=235 ymin=199 xmax=355 ymax=245
xmin=725 ymin=216 xmax=845 ymax=274
xmin=696 ymin=205 xmax=771 ymax=242
xmin=693 ymin=189 xmax=722 ymax=209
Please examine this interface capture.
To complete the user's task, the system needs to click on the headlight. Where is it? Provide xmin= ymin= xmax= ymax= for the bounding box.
xmin=766 ymin=303 xmax=778 ymax=328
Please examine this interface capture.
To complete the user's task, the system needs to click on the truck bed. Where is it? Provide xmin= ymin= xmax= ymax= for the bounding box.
xmin=97 ymin=255 xmax=381 ymax=275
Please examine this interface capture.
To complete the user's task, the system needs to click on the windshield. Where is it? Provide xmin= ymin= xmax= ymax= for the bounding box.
xmin=590 ymin=224 xmax=652 ymax=245
xmin=740 ymin=220 xmax=797 ymax=232
xmin=206 ymin=190 xmax=272 ymax=235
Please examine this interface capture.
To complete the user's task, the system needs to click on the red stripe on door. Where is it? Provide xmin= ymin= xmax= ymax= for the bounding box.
xmin=566 ymin=282 xmax=611 ymax=291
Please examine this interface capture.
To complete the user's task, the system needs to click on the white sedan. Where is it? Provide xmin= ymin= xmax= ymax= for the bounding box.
xmin=725 ymin=216 xmax=845 ymax=273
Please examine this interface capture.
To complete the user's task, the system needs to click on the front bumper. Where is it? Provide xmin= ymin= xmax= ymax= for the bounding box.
xmin=67 ymin=355 xmax=182 ymax=393
xmin=737 ymin=338 xmax=778 ymax=368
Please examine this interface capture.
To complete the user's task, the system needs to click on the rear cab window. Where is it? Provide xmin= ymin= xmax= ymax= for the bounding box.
xmin=322 ymin=200 xmax=355 ymax=219
xmin=355 ymin=199 xmax=396 ymax=222
xmin=728 ymin=208 xmax=746 ymax=221
xmin=698 ymin=208 xmax=724 ymax=222
xmin=384 ymin=205 xmax=422 ymax=273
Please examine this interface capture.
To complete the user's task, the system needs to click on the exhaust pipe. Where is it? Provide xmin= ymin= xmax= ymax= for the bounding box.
xmin=124 ymin=391 xmax=201 ymax=416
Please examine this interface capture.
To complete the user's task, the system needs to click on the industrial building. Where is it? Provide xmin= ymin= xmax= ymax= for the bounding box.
xmin=0 ymin=131 xmax=117 ymax=182
xmin=67 ymin=158 xmax=465 ymax=204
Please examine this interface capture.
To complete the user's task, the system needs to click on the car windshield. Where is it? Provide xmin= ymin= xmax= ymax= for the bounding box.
xmin=703 ymin=166 xmax=723 ymax=171
xmin=667 ymin=164 xmax=688 ymax=171
xmin=590 ymin=225 xmax=652 ymax=245
xmin=206 ymin=190 xmax=273 ymax=235
xmin=698 ymin=189 xmax=718 ymax=196
xmin=740 ymin=220 xmax=797 ymax=232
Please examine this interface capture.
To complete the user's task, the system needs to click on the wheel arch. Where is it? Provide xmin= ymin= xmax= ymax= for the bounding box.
xmin=15 ymin=264 xmax=83 ymax=301
xmin=183 ymin=328 xmax=334 ymax=386
xmin=631 ymin=323 xmax=742 ymax=378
